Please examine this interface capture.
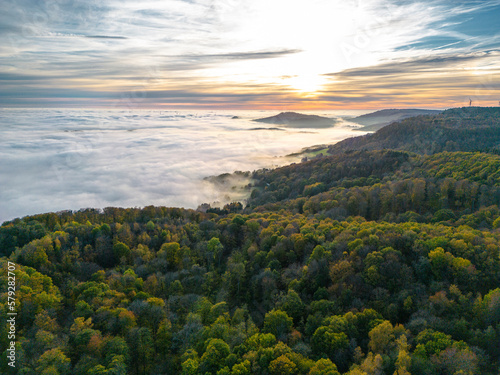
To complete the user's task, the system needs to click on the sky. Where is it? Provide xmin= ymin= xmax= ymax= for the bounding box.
xmin=1 ymin=0 xmax=500 ymax=109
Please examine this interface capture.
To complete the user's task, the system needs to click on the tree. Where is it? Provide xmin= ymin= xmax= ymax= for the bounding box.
xmin=428 ymin=247 xmax=453 ymax=278
xmin=269 ymin=354 xmax=297 ymax=375
xmin=394 ymin=335 xmax=411 ymax=375
xmin=103 ymin=337 xmax=129 ymax=366
xmin=156 ymin=318 xmax=172 ymax=354
xmin=433 ymin=346 xmax=478 ymax=375
xmin=493 ymin=216 xmax=500 ymax=229
xmin=414 ymin=329 xmax=453 ymax=357
xmin=347 ymin=352 xmax=383 ymax=375
xmin=311 ymin=326 xmax=348 ymax=359
xmin=128 ymin=327 xmax=154 ymax=375
xmin=224 ymin=261 xmax=246 ymax=302
xmin=113 ymin=242 xmax=130 ymax=262
xmin=208 ymin=237 xmax=224 ymax=268
xmin=18 ymin=236 xmax=52 ymax=269
xmin=145 ymin=221 xmax=155 ymax=232
xmin=476 ymin=288 xmax=500 ymax=326
xmin=247 ymin=333 xmax=277 ymax=350
xmin=231 ymin=360 xmax=251 ymax=375
xmin=158 ymin=242 xmax=180 ymax=268
xmin=200 ymin=338 xmax=231 ymax=374
xmin=181 ymin=358 xmax=199 ymax=375
xmin=279 ymin=290 xmax=305 ymax=325
xmin=107 ymin=355 xmax=128 ymax=375
xmin=36 ymin=348 xmax=71 ymax=375
xmin=309 ymin=358 xmax=340 ymax=375
xmin=87 ymin=365 xmax=108 ymax=375
xmin=263 ymin=310 xmax=294 ymax=341
xmin=308 ymin=245 xmax=331 ymax=264
xmin=368 ymin=321 xmax=395 ymax=354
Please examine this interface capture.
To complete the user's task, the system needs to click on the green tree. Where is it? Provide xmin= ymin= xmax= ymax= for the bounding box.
xmin=311 ymin=326 xmax=348 ymax=359
xmin=107 ymin=355 xmax=128 ymax=375
xmin=414 ymin=329 xmax=453 ymax=357
xmin=87 ymin=365 xmax=108 ymax=375
xmin=476 ymin=288 xmax=500 ymax=326
xmin=279 ymin=290 xmax=305 ymax=324
xmin=269 ymin=354 xmax=297 ymax=375
xmin=17 ymin=236 xmax=53 ymax=269
xmin=309 ymin=358 xmax=340 ymax=375
xmin=113 ymin=242 xmax=130 ymax=262
xmin=36 ymin=348 xmax=71 ymax=375
xmin=200 ymin=338 xmax=231 ymax=374
xmin=181 ymin=358 xmax=199 ymax=375
xmin=158 ymin=242 xmax=180 ymax=268
xmin=247 ymin=333 xmax=277 ymax=350
xmin=208 ymin=237 xmax=224 ymax=268
xmin=103 ymin=337 xmax=129 ymax=366
xmin=156 ymin=318 xmax=172 ymax=354
xmin=128 ymin=327 xmax=154 ymax=375
xmin=263 ymin=310 xmax=294 ymax=341
xmin=231 ymin=360 xmax=251 ymax=375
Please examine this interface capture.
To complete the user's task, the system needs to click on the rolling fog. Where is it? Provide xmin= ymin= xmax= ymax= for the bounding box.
xmin=0 ymin=109 xmax=366 ymax=223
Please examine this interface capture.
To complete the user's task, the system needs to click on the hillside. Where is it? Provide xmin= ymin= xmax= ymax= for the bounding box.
xmin=329 ymin=107 xmax=500 ymax=154
xmin=253 ymin=112 xmax=337 ymax=128
xmin=1 ymin=107 xmax=500 ymax=375
xmin=349 ymin=109 xmax=442 ymax=131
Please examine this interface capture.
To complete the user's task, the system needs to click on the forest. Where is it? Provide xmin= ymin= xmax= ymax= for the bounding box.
xmin=1 ymin=107 xmax=500 ymax=375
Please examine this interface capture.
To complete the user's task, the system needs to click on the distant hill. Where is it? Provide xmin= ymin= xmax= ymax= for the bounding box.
xmin=329 ymin=107 xmax=500 ymax=155
xmin=350 ymin=108 xmax=442 ymax=131
xmin=253 ymin=111 xmax=336 ymax=128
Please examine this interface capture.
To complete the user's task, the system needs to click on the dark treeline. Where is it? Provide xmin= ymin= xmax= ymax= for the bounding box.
xmin=1 ymin=107 xmax=500 ymax=375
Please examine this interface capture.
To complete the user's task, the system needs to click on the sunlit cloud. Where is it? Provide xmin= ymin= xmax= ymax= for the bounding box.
xmin=0 ymin=0 xmax=499 ymax=108
xmin=318 ymin=50 xmax=500 ymax=108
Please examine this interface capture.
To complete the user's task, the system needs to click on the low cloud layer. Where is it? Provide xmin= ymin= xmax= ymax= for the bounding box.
xmin=0 ymin=109 xmax=363 ymax=223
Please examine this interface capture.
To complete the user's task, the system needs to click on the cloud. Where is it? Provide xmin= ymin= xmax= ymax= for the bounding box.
xmin=0 ymin=72 xmax=59 ymax=80
xmin=0 ymin=110 xmax=361 ymax=222
xmin=163 ymin=49 xmax=302 ymax=61
xmin=0 ymin=0 xmax=499 ymax=107
xmin=308 ymin=49 xmax=499 ymax=108
xmin=84 ymin=35 xmax=128 ymax=39
xmin=328 ymin=51 xmax=498 ymax=77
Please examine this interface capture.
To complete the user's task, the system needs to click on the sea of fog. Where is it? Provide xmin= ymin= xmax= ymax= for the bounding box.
xmin=0 ymin=108 xmax=369 ymax=223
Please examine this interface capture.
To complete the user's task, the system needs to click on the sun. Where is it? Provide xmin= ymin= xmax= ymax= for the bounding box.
xmin=287 ymin=73 xmax=327 ymax=95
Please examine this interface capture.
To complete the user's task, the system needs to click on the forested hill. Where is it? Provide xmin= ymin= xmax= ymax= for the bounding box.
xmin=349 ymin=109 xmax=442 ymax=132
xmin=328 ymin=107 xmax=500 ymax=155
xmin=1 ymin=108 xmax=500 ymax=375
xmin=249 ymin=150 xmax=500 ymax=225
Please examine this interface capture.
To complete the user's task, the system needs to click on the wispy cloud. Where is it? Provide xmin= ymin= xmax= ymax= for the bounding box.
xmin=163 ymin=49 xmax=302 ymax=61
xmin=84 ymin=35 xmax=128 ymax=39
xmin=0 ymin=0 xmax=499 ymax=107
xmin=328 ymin=52 xmax=498 ymax=77
xmin=317 ymin=50 xmax=500 ymax=108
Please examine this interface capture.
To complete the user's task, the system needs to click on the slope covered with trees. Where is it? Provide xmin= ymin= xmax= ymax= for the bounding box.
xmin=1 ymin=108 xmax=500 ymax=375
xmin=328 ymin=107 xmax=500 ymax=155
